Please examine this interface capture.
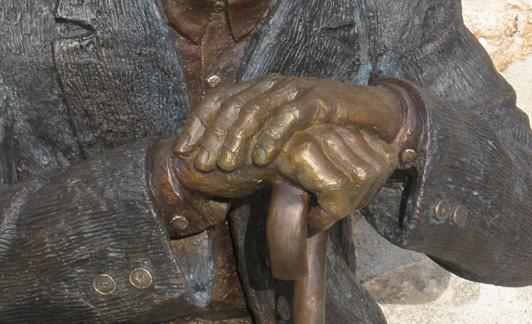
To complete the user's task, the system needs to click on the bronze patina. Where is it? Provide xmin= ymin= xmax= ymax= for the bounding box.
xmin=0 ymin=0 xmax=530 ymax=323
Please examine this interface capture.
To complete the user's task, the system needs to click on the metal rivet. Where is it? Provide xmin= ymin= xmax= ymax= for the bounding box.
xmin=171 ymin=215 xmax=189 ymax=231
xmin=276 ymin=296 xmax=291 ymax=321
xmin=129 ymin=268 xmax=153 ymax=289
xmin=453 ymin=205 xmax=468 ymax=227
xmin=434 ymin=200 xmax=451 ymax=221
xmin=206 ymin=75 xmax=222 ymax=88
xmin=400 ymin=149 xmax=417 ymax=164
xmin=93 ymin=274 xmax=116 ymax=295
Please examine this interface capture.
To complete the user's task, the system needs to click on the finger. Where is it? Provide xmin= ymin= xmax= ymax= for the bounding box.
xmin=278 ymin=135 xmax=352 ymax=220
xmin=217 ymin=81 xmax=301 ymax=171
xmin=175 ymin=82 xmax=252 ymax=155
xmin=194 ymin=76 xmax=282 ymax=171
xmin=308 ymin=207 xmax=337 ymax=234
xmin=176 ymin=74 xmax=282 ymax=154
xmin=335 ymin=126 xmax=389 ymax=169
xmin=357 ymin=130 xmax=399 ymax=206
xmin=336 ymin=127 xmax=397 ymax=207
xmin=175 ymin=155 xmax=274 ymax=198
xmin=359 ymin=129 xmax=398 ymax=167
xmin=310 ymin=128 xmax=377 ymax=219
xmin=253 ymin=95 xmax=323 ymax=166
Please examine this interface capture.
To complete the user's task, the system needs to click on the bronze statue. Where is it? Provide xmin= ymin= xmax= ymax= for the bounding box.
xmin=0 ymin=0 xmax=530 ymax=323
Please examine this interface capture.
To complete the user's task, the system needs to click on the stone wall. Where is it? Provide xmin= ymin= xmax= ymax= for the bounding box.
xmin=463 ymin=0 xmax=532 ymax=116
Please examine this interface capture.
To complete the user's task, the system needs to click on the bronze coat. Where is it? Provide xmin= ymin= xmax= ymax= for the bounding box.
xmin=0 ymin=0 xmax=530 ymax=323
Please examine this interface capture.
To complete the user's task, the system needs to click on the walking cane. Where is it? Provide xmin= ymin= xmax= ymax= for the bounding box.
xmin=267 ymin=178 xmax=328 ymax=324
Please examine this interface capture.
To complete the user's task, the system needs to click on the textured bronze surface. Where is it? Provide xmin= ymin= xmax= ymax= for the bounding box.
xmin=276 ymin=295 xmax=292 ymax=321
xmin=1 ymin=0 xmax=531 ymax=322
xmin=160 ymin=0 xmax=263 ymax=107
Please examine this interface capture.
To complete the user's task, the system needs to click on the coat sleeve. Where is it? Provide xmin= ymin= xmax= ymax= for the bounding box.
xmin=366 ymin=4 xmax=532 ymax=287
xmin=0 ymin=138 xmax=222 ymax=323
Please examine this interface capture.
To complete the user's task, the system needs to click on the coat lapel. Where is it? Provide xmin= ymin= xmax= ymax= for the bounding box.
xmin=53 ymin=0 xmax=191 ymax=157
xmin=0 ymin=93 xmax=15 ymax=186
xmin=240 ymin=0 xmax=372 ymax=85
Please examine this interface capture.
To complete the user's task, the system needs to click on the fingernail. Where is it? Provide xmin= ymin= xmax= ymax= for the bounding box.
xmin=218 ymin=150 xmax=235 ymax=171
xmin=195 ymin=150 xmax=211 ymax=171
xmin=253 ymin=147 xmax=268 ymax=166
xmin=175 ymin=134 xmax=191 ymax=154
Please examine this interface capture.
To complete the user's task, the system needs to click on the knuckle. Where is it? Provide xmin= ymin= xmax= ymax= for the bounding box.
xmin=218 ymin=154 xmax=236 ymax=171
xmin=190 ymin=111 xmax=208 ymax=125
xmin=323 ymin=175 xmax=348 ymax=191
xmin=244 ymin=102 xmax=263 ymax=113
xmin=221 ymin=98 xmax=244 ymax=112
xmin=357 ymin=166 xmax=376 ymax=183
xmin=320 ymin=131 xmax=337 ymax=145
xmin=263 ymin=126 xmax=283 ymax=140
xmin=206 ymin=125 xmax=226 ymax=139
xmin=281 ymin=105 xmax=301 ymax=123
xmin=284 ymin=76 xmax=303 ymax=88
xmin=292 ymin=140 xmax=314 ymax=157
xmin=319 ymin=194 xmax=350 ymax=220
xmin=229 ymin=128 xmax=245 ymax=142
xmin=310 ymin=96 xmax=327 ymax=110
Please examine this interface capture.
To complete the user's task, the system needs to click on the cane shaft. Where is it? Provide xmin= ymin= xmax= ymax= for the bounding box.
xmin=267 ymin=180 xmax=327 ymax=324
xmin=267 ymin=179 xmax=309 ymax=280
xmin=293 ymin=229 xmax=329 ymax=324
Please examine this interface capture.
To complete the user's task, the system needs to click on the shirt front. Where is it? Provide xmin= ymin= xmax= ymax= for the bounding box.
xmin=158 ymin=0 xmax=271 ymax=321
xmin=159 ymin=0 xmax=271 ymax=106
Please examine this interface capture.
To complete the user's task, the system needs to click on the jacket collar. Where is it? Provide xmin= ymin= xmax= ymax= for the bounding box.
xmin=160 ymin=0 xmax=271 ymax=43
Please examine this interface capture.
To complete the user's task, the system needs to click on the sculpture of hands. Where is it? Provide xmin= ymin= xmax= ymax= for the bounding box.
xmin=174 ymin=74 xmax=415 ymax=231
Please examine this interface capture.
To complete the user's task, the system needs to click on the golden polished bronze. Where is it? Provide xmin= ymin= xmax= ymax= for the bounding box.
xmin=268 ymin=181 xmax=328 ymax=324
xmin=175 ymin=75 xmax=414 ymax=229
xmin=267 ymin=178 xmax=309 ymax=280
xmin=175 ymin=75 xmax=418 ymax=324
xmin=293 ymin=229 xmax=329 ymax=324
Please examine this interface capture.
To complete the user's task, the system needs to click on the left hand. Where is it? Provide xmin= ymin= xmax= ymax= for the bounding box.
xmin=176 ymin=75 xmax=405 ymax=172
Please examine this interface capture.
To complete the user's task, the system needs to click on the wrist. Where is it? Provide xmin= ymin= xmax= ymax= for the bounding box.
xmin=372 ymin=80 xmax=426 ymax=169
xmin=148 ymin=137 xmax=229 ymax=238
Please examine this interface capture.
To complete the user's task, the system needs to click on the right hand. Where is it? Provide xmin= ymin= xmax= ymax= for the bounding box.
xmin=175 ymin=123 xmax=397 ymax=232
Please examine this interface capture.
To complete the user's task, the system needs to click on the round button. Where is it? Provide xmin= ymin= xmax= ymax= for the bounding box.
xmin=453 ymin=205 xmax=468 ymax=227
xmin=171 ymin=215 xmax=189 ymax=231
xmin=93 ymin=274 xmax=116 ymax=295
xmin=276 ymin=295 xmax=291 ymax=321
xmin=206 ymin=75 xmax=222 ymax=88
xmin=129 ymin=268 xmax=153 ymax=289
xmin=400 ymin=149 xmax=417 ymax=165
xmin=434 ymin=200 xmax=451 ymax=221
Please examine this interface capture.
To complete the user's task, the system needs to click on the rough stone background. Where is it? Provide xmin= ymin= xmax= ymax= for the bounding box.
xmin=357 ymin=1 xmax=532 ymax=323
xmin=463 ymin=0 xmax=532 ymax=117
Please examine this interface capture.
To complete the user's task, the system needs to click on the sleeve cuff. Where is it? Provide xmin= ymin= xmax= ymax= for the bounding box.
xmin=148 ymin=137 xmax=229 ymax=238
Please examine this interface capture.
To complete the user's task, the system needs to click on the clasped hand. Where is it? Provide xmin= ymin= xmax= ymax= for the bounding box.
xmin=174 ymin=75 xmax=407 ymax=231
